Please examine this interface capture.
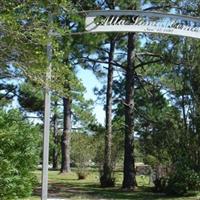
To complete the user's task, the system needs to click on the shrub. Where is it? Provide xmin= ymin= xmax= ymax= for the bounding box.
xmin=71 ymin=132 xmax=95 ymax=180
xmin=153 ymin=177 xmax=168 ymax=192
xmin=144 ymin=155 xmax=159 ymax=168
xmin=76 ymin=169 xmax=89 ymax=180
xmin=165 ymin=167 xmax=200 ymax=195
xmin=71 ymin=132 xmax=94 ymax=169
xmin=166 ymin=181 xmax=188 ymax=195
xmin=0 ymin=109 xmax=40 ymax=200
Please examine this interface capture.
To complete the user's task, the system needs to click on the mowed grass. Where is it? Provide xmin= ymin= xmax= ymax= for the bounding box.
xmin=23 ymin=170 xmax=200 ymax=200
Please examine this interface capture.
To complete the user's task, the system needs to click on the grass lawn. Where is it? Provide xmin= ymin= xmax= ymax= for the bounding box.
xmin=23 ymin=170 xmax=200 ymax=200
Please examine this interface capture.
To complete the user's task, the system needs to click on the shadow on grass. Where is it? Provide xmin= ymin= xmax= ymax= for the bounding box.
xmin=32 ymin=171 xmax=199 ymax=200
xmin=34 ymin=182 xmax=188 ymax=200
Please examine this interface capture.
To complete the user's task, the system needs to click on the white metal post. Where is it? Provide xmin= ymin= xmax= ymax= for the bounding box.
xmin=41 ymin=10 xmax=52 ymax=200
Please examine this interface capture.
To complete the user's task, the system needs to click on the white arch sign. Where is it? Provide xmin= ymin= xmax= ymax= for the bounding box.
xmin=86 ymin=10 xmax=200 ymax=39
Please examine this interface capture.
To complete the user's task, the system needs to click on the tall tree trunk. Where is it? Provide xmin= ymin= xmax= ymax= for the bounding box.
xmin=52 ymin=101 xmax=59 ymax=170
xmin=196 ymin=105 xmax=200 ymax=168
xmin=181 ymin=93 xmax=188 ymax=134
xmin=122 ymin=32 xmax=137 ymax=189
xmin=101 ymin=39 xmax=115 ymax=187
xmin=61 ymin=97 xmax=72 ymax=173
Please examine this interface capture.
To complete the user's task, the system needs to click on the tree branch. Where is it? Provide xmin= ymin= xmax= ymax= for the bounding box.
xmin=135 ymin=59 xmax=162 ymax=69
xmin=80 ymin=56 xmax=124 ymax=68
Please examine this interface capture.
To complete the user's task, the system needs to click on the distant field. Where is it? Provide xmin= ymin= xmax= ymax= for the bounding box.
xmin=22 ymin=170 xmax=200 ymax=200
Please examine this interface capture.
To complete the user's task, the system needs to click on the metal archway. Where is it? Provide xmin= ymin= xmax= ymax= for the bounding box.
xmin=42 ymin=10 xmax=200 ymax=200
xmin=86 ymin=10 xmax=200 ymax=39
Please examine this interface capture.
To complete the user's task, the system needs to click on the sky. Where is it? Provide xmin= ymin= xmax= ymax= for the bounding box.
xmin=77 ymin=67 xmax=105 ymax=125
xmin=3 ymin=65 xmax=105 ymax=125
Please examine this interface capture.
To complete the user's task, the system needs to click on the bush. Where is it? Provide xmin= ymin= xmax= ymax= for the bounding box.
xmin=71 ymin=132 xmax=95 ymax=169
xmin=76 ymin=170 xmax=89 ymax=180
xmin=165 ymin=167 xmax=200 ymax=195
xmin=144 ymin=155 xmax=159 ymax=168
xmin=166 ymin=181 xmax=188 ymax=195
xmin=153 ymin=177 xmax=168 ymax=192
xmin=0 ymin=109 xmax=40 ymax=200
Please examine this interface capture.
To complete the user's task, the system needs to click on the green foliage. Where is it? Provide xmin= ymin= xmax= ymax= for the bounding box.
xmin=71 ymin=132 xmax=95 ymax=175
xmin=153 ymin=177 xmax=168 ymax=193
xmin=0 ymin=0 xmax=80 ymax=97
xmin=143 ymin=155 xmax=159 ymax=168
xmin=166 ymin=165 xmax=200 ymax=195
xmin=0 ymin=82 xmax=16 ymax=107
xmin=166 ymin=182 xmax=188 ymax=196
xmin=0 ymin=109 xmax=40 ymax=200
xmin=18 ymin=81 xmax=44 ymax=114
xmin=1 ymin=0 xmax=200 ymax=197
